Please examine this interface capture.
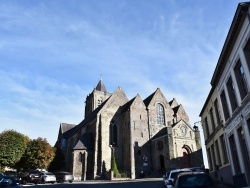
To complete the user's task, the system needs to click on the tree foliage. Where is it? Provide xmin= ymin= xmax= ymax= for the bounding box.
xmin=0 ymin=130 xmax=29 ymax=170
xmin=17 ymin=137 xmax=55 ymax=170
xmin=48 ymin=146 xmax=65 ymax=172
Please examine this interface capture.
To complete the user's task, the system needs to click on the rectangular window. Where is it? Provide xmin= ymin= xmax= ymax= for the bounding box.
xmin=237 ymin=126 xmax=250 ymax=179
xmin=234 ymin=60 xmax=249 ymax=100
xmin=215 ymin=140 xmax=222 ymax=166
xmin=211 ymin=144 xmax=216 ymax=170
xmin=207 ymin=148 xmax=213 ymax=171
xmin=226 ymin=77 xmax=238 ymax=112
xmin=220 ymin=135 xmax=228 ymax=164
xmin=243 ymin=38 xmax=250 ymax=71
xmin=229 ymin=134 xmax=241 ymax=174
xmin=220 ymin=90 xmax=230 ymax=121
xmin=214 ymin=99 xmax=221 ymax=125
xmin=204 ymin=117 xmax=210 ymax=138
xmin=209 ymin=108 xmax=216 ymax=131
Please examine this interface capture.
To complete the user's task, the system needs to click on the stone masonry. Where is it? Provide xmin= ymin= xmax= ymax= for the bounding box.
xmin=54 ymin=79 xmax=203 ymax=180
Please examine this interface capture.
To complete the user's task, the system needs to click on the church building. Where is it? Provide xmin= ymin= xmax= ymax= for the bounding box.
xmin=54 ymin=79 xmax=203 ymax=180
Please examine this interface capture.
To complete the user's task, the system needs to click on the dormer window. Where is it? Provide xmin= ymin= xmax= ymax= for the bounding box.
xmin=156 ymin=103 xmax=165 ymax=125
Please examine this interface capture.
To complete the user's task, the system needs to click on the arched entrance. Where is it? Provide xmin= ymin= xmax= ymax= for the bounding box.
xmin=159 ymin=154 xmax=165 ymax=168
xmin=181 ymin=145 xmax=191 ymax=168
xmin=158 ymin=154 xmax=165 ymax=173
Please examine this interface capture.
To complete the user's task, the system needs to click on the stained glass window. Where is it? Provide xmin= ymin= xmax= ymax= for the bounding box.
xmin=156 ymin=103 xmax=165 ymax=125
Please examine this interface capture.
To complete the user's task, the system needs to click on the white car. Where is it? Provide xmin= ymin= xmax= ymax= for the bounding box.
xmin=164 ymin=168 xmax=192 ymax=188
xmin=39 ymin=172 xmax=56 ymax=184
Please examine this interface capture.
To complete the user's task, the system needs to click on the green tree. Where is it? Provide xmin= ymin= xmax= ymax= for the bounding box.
xmin=0 ymin=130 xmax=29 ymax=170
xmin=19 ymin=137 xmax=55 ymax=169
xmin=48 ymin=146 xmax=65 ymax=172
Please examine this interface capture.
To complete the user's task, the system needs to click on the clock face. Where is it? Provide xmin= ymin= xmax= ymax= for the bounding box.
xmin=180 ymin=125 xmax=187 ymax=136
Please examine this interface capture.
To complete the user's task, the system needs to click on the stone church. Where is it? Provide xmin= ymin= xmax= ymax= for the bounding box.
xmin=54 ymin=79 xmax=203 ymax=180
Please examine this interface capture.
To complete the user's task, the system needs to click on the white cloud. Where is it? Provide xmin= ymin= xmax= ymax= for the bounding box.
xmin=0 ymin=70 xmax=85 ymax=145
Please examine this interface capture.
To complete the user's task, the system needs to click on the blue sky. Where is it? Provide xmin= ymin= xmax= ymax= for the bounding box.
xmin=0 ymin=0 xmax=243 ymax=167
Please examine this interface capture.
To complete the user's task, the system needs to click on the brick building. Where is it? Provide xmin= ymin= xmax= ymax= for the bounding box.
xmin=54 ymin=79 xmax=203 ymax=180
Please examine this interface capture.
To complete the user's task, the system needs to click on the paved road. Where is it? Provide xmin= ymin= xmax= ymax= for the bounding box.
xmin=20 ymin=178 xmax=236 ymax=188
xmin=21 ymin=178 xmax=163 ymax=188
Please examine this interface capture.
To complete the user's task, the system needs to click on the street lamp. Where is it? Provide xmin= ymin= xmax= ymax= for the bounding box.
xmin=193 ymin=121 xmax=202 ymax=131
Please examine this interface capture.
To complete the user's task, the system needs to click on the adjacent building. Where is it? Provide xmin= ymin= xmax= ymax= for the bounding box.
xmin=200 ymin=2 xmax=250 ymax=186
xmin=54 ymin=79 xmax=203 ymax=180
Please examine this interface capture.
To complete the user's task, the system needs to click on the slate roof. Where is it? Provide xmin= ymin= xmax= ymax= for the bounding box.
xmin=73 ymin=132 xmax=94 ymax=150
xmin=96 ymin=79 xmax=107 ymax=92
xmin=172 ymin=105 xmax=181 ymax=114
xmin=151 ymin=127 xmax=168 ymax=140
xmin=143 ymin=91 xmax=156 ymax=107
xmin=60 ymin=123 xmax=76 ymax=134
xmin=121 ymin=96 xmax=136 ymax=114
xmin=169 ymin=99 xmax=174 ymax=106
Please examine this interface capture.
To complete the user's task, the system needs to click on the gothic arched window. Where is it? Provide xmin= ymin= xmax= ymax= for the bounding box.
xmin=110 ymin=121 xmax=117 ymax=146
xmin=78 ymin=152 xmax=83 ymax=162
xmin=156 ymin=103 xmax=165 ymax=125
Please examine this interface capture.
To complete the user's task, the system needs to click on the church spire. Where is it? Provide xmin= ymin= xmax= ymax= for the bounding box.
xmin=85 ymin=75 xmax=111 ymax=118
xmin=95 ymin=76 xmax=107 ymax=92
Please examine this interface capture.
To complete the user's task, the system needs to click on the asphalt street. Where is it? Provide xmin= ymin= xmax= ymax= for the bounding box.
xmin=20 ymin=177 xmax=236 ymax=188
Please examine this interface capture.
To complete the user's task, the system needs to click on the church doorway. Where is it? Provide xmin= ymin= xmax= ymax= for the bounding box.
xmin=158 ymin=154 xmax=165 ymax=173
xmin=181 ymin=145 xmax=191 ymax=168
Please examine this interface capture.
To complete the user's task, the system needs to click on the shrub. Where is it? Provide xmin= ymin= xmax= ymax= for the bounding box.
xmin=120 ymin=172 xmax=127 ymax=178
xmin=111 ymin=152 xmax=120 ymax=177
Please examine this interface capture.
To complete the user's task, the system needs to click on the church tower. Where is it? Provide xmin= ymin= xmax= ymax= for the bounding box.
xmin=84 ymin=79 xmax=112 ymax=118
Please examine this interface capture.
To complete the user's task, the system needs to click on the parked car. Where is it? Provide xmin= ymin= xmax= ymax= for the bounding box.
xmin=3 ymin=171 xmax=17 ymax=177
xmin=189 ymin=167 xmax=203 ymax=172
xmin=0 ymin=175 xmax=20 ymax=187
xmin=164 ymin=168 xmax=192 ymax=188
xmin=171 ymin=172 xmax=217 ymax=188
xmin=18 ymin=170 xmax=40 ymax=185
xmin=0 ymin=172 xmax=20 ymax=185
xmin=4 ymin=171 xmax=20 ymax=183
xmin=39 ymin=172 xmax=56 ymax=184
xmin=54 ymin=171 xmax=73 ymax=183
xmin=163 ymin=171 xmax=170 ymax=187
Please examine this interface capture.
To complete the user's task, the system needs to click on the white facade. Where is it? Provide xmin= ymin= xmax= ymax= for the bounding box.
xmin=200 ymin=2 xmax=250 ymax=186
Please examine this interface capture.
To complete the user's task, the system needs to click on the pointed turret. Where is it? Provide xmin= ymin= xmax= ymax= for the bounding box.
xmin=95 ymin=79 xmax=107 ymax=92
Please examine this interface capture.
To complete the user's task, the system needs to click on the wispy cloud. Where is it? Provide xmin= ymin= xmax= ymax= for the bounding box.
xmin=0 ymin=70 xmax=85 ymax=144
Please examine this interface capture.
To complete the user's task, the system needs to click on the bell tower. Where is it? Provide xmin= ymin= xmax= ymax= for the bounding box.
xmin=84 ymin=79 xmax=111 ymax=118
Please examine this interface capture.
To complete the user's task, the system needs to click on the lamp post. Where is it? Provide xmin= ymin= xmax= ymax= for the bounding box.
xmin=193 ymin=121 xmax=202 ymax=131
